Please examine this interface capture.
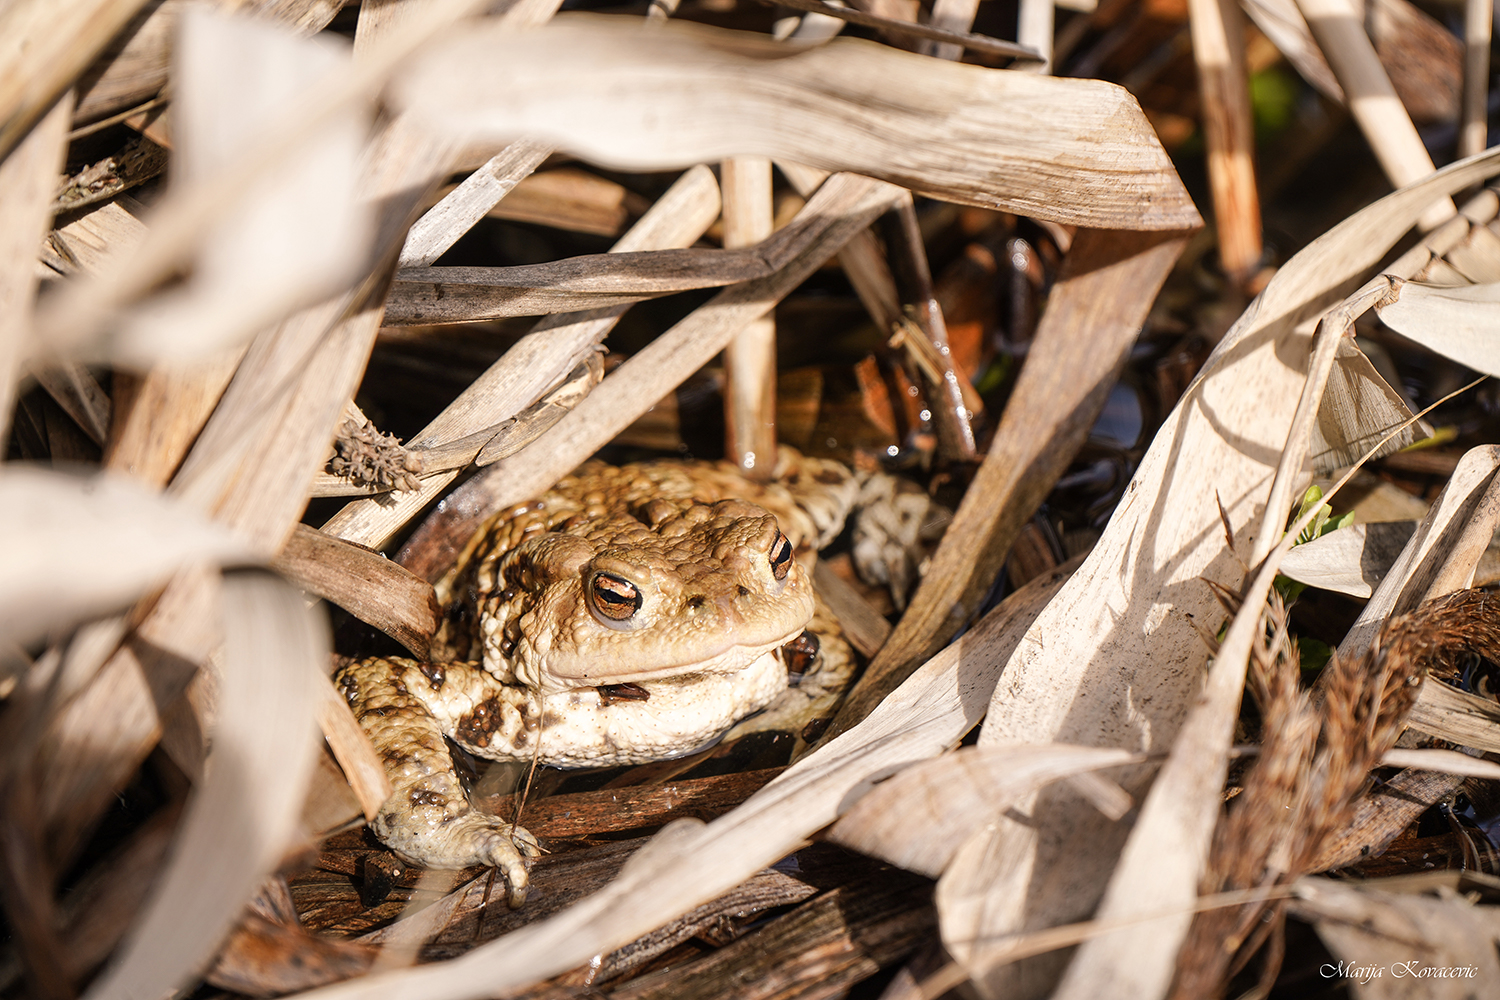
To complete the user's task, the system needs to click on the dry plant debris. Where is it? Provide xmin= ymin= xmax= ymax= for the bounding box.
xmin=8 ymin=1 xmax=1500 ymax=999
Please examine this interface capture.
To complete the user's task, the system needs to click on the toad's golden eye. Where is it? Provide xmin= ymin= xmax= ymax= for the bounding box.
xmin=769 ymin=530 xmax=793 ymax=581
xmin=588 ymin=572 xmax=643 ymax=624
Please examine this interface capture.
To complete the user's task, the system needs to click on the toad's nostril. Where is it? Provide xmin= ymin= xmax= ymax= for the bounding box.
xmin=737 ymin=585 xmax=750 ymax=597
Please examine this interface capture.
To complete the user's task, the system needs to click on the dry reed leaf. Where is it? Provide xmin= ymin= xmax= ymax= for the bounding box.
xmin=33 ymin=0 xmax=500 ymax=364
xmin=1376 ymin=280 xmax=1500 ymax=376
xmin=311 ymin=673 xmax=393 ymax=823
xmin=0 ymin=468 xmax=249 ymax=646
xmin=0 ymin=93 xmax=70 ymax=443
xmin=1241 ymin=0 xmax=1345 ymax=101
xmin=0 ymin=0 xmax=153 ymax=161
xmin=390 ymin=15 xmax=1199 ymax=231
xmin=826 ymin=227 xmax=1191 ymax=737
xmin=45 ymin=197 xmax=149 ymax=275
xmin=1278 ymin=520 xmax=1417 ymax=597
xmin=940 ymin=148 xmax=1500 ymax=1000
xmin=1341 ymin=445 xmax=1500 ymax=658
xmin=102 ymin=8 xmax=371 ymax=366
xmin=275 ymin=563 xmax=1075 ymax=1000
xmin=322 ymin=163 xmax=721 ymax=551
xmin=483 ymin=165 xmax=649 ymax=237
xmin=82 ymin=572 xmax=322 ymax=1000
xmin=826 ymin=744 xmax=1153 ymax=878
xmin=1291 ymin=876 xmax=1500 ymax=999
xmin=29 ymin=362 xmax=112 ymax=445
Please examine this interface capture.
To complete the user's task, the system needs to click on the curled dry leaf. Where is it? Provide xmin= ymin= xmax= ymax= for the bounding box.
xmin=1278 ymin=520 xmax=1417 ymax=598
xmin=390 ymin=15 xmax=1200 ymax=230
xmin=0 ymin=467 xmax=249 ymax=646
xmin=1375 ymin=279 xmax=1500 ymax=377
xmin=1310 ymin=338 xmax=1429 ymax=473
xmin=826 ymin=744 xmax=1153 ymax=879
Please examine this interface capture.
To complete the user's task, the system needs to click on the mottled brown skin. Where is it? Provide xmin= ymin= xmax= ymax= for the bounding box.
xmin=336 ymin=451 xmax=857 ymax=905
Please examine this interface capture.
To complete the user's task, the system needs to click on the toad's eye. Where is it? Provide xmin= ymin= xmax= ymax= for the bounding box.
xmin=769 ymin=530 xmax=793 ymax=581
xmin=588 ymin=572 xmax=643 ymax=625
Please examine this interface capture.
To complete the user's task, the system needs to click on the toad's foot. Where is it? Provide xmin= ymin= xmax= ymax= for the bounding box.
xmin=373 ymin=809 xmax=540 ymax=909
xmin=336 ymin=655 xmax=540 ymax=906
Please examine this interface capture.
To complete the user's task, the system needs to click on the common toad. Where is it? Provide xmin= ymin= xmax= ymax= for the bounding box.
xmin=335 ymin=451 xmax=857 ymax=906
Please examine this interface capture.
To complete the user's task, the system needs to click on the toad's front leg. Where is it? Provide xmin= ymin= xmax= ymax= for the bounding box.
xmin=334 ymin=655 xmax=540 ymax=907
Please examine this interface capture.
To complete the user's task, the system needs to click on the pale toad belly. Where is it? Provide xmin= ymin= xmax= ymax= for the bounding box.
xmin=335 ymin=450 xmax=857 ymax=905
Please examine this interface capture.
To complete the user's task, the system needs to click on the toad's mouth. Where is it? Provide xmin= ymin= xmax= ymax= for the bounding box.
xmin=595 ymin=630 xmax=820 ymax=703
xmin=540 ymin=607 xmax=815 ymax=687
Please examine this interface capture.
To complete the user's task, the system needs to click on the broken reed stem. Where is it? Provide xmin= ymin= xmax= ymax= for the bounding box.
xmin=920 ymin=0 xmax=979 ymax=61
xmin=1462 ymin=0 xmax=1492 ymax=160
xmin=721 ymin=156 xmax=777 ymax=480
xmin=1188 ymin=0 xmax=1262 ymax=286
xmin=1295 ymin=0 xmax=1455 ymax=230
xmin=398 ymin=138 xmax=554 ymax=268
xmin=1016 ymin=0 xmax=1054 ymax=73
xmin=748 ymin=0 xmax=1043 ymax=61
xmin=888 ymin=197 xmax=977 ymax=462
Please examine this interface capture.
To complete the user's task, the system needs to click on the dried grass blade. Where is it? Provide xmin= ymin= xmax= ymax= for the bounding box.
xmin=100 ymin=8 xmax=372 ymax=366
xmin=72 ymin=0 xmax=349 ymax=128
xmin=385 ymin=246 xmax=774 ymax=325
xmin=1340 ymin=445 xmax=1500 ymax=658
xmin=1406 ymin=681 xmax=1500 ymax=753
xmin=1295 ymin=0 xmax=1455 ymax=229
xmin=1375 ymin=279 xmax=1500 ymax=375
xmin=31 ymin=0 xmax=498 ymax=357
xmin=82 ymin=572 xmax=322 ymax=1000
xmin=721 ymin=155 xmax=778 ymax=477
xmin=1278 ymin=520 xmax=1417 ymax=598
xmin=391 ymin=16 xmax=1200 ymax=231
xmin=1310 ymin=338 xmax=1429 ymax=473
xmin=313 ymin=673 xmax=394 ymax=823
xmin=941 ymin=147 xmax=1500 ymax=1000
xmin=1380 ymin=747 xmax=1500 ymax=779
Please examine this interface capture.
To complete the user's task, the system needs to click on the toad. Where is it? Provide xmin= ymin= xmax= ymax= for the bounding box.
xmin=335 ymin=451 xmax=858 ymax=906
